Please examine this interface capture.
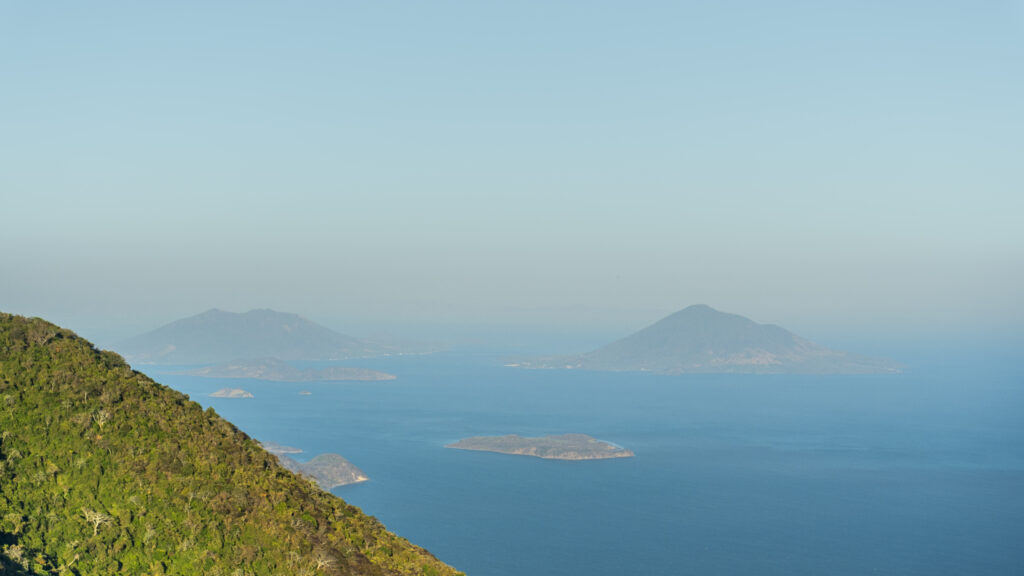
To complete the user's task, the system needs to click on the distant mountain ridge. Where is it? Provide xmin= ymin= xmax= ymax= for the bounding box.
xmin=522 ymin=305 xmax=897 ymax=374
xmin=117 ymin=308 xmax=390 ymax=365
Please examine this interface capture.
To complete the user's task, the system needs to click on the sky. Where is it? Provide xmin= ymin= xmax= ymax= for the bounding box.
xmin=2 ymin=1 xmax=1022 ymax=348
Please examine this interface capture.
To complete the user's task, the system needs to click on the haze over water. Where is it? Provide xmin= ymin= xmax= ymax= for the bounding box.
xmin=2 ymin=1 xmax=1021 ymax=346
xmin=156 ymin=342 xmax=1023 ymax=576
xmin=2 ymin=3 xmax=1022 ymax=574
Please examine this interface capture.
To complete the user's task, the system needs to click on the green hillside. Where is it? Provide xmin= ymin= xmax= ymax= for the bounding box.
xmin=0 ymin=313 xmax=462 ymax=576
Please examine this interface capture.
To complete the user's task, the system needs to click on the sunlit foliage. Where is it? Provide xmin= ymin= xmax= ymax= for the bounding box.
xmin=0 ymin=313 xmax=462 ymax=576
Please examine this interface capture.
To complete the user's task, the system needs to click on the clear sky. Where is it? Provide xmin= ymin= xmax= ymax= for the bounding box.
xmin=2 ymin=1 xmax=1022 ymax=346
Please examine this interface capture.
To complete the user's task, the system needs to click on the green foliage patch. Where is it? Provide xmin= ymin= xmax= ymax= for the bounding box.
xmin=0 ymin=313 xmax=463 ymax=576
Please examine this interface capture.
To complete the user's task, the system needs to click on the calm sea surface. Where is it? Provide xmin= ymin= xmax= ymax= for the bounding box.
xmin=153 ymin=348 xmax=1024 ymax=576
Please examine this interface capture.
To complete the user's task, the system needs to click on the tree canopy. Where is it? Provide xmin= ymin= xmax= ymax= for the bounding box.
xmin=0 ymin=313 xmax=462 ymax=576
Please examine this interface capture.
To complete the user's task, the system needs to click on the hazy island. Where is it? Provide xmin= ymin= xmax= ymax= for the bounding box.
xmin=447 ymin=434 xmax=634 ymax=460
xmin=259 ymin=441 xmax=367 ymax=488
xmin=517 ymin=304 xmax=899 ymax=375
xmin=278 ymin=454 xmax=369 ymax=489
xmin=116 ymin=308 xmax=436 ymax=364
xmin=209 ymin=387 xmax=254 ymax=398
xmin=189 ymin=357 xmax=396 ymax=382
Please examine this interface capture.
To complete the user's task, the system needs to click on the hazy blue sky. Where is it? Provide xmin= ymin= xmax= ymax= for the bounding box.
xmin=2 ymin=1 xmax=1022 ymax=345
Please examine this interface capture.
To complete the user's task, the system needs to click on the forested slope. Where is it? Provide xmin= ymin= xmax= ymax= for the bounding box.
xmin=0 ymin=313 xmax=462 ymax=576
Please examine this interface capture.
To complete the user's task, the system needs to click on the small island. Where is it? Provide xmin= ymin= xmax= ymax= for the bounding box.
xmin=446 ymin=434 xmax=634 ymax=460
xmin=209 ymin=388 xmax=254 ymax=398
xmin=277 ymin=454 xmax=369 ymax=489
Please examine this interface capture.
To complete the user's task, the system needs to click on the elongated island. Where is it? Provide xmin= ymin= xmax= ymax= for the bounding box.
xmin=209 ymin=387 xmax=254 ymax=398
xmin=446 ymin=433 xmax=634 ymax=460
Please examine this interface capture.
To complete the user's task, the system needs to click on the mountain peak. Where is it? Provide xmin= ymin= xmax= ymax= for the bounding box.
xmin=197 ymin=308 xmax=284 ymax=317
xmin=116 ymin=309 xmax=387 ymax=364
xmin=680 ymin=303 xmax=717 ymax=312
xmin=669 ymin=304 xmax=749 ymax=322
xmin=536 ymin=305 xmax=899 ymax=375
xmin=246 ymin=308 xmax=288 ymax=316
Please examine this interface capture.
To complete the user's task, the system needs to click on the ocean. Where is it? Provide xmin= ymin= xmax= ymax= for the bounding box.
xmin=153 ymin=346 xmax=1024 ymax=575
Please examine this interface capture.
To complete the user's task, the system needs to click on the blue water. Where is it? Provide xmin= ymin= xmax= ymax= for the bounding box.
xmin=153 ymin=349 xmax=1024 ymax=576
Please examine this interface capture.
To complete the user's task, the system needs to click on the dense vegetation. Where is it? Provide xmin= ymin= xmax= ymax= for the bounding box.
xmin=0 ymin=313 xmax=462 ymax=576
